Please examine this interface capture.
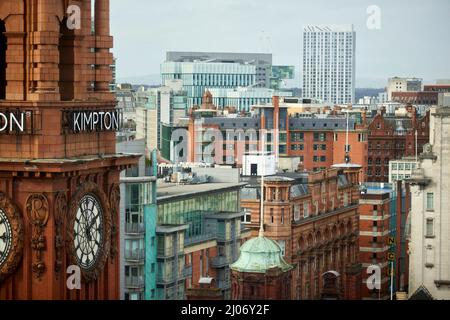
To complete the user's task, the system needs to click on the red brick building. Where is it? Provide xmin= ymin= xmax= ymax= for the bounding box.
xmin=187 ymin=95 xmax=369 ymax=181
xmin=392 ymin=92 xmax=438 ymax=105
xmin=240 ymin=166 xmax=362 ymax=300
xmin=367 ymin=106 xmax=430 ymax=182
xmin=0 ymin=0 xmax=138 ymax=299
xmin=359 ymin=187 xmax=393 ymax=299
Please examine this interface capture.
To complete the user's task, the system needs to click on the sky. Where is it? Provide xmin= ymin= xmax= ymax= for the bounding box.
xmin=110 ymin=0 xmax=450 ymax=88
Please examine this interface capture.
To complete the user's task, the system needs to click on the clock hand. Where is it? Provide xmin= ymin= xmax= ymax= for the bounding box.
xmin=0 ymin=232 xmax=8 ymax=241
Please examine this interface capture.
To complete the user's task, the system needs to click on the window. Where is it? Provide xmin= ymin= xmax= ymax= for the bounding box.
xmin=294 ymin=205 xmax=300 ymax=221
xmin=303 ymin=202 xmax=309 ymax=218
xmin=426 ymin=193 xmax=434 ymax=211
xmin=426 ymin=219 xmax=434 ymax=237
xmin=313 ymin=133 xmax=319 ymax=141
xmin=242 ymin=208 xmax=252 ymax=224
xmin=320 ymin=133 xmax=326 ymax=142
xmin=270 ymin=208 xmax=274 ymax=224
xmin=281 ymin=208 xmax=285 ymax=224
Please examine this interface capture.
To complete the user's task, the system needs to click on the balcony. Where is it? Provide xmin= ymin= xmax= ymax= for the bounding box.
xmin=156 ymin=273 xmax=176 ymax=285
xmin=157 ymin=247 xmax=183 ymax=258
xmin=210 ymin=256 xmax=231 ymax=268
xmin=157 ymin=271 xmax=185 ymax=285
xmin=184 ymin=233 xmax=215 ymax=246
xmin=125 ymin=222 xmax=145 ymax=234
xmin=125 ymin=249 xmax=145 ymax=262
xmin=125 ymin=276 xmax=145 ymax=289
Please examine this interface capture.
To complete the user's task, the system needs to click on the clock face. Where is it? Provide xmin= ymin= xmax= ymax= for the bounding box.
xmin=74 ymin=194 xmax=104 ymax=270
xmin=0 ymin=208 xmax=12 ymax=267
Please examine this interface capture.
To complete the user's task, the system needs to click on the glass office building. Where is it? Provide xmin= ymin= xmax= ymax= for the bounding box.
xmin=161 ymin=61 xmax=256 ymax=107
xmin=207 ymin=87 xmax=293 ymax=111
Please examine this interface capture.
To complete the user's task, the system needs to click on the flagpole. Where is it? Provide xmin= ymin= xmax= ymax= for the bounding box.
xmin=259 ymin=129 xmax=265 ymax=237
xmin=390 ymin=261 xmax=394 ymax=300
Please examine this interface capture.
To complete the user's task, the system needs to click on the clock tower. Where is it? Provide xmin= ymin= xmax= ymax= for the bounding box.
xmin=0 ymin=0 xmax=139 ymax=299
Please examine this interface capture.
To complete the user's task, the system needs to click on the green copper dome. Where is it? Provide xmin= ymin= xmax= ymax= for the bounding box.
xmin=230 ymin=236 xmax=293 ymax=273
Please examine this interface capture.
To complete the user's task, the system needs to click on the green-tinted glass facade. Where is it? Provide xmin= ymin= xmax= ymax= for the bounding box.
xmin=157 ymin=190 xmax=239 ymax=224
xmin=161 ymin=62 xmax=256 ymax=107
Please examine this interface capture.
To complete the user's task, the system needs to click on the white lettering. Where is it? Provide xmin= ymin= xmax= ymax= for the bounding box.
xmin=0 ymin=113 xmax=8 ymax=132
xmin=0 ymin=112 xmax=26 ymax=133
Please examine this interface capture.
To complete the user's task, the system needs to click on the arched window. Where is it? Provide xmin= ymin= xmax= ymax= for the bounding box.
xmin=59 ymin=18 xmax=75 ymax=101
xmin=0 ymin=20 xmax=7 ymax=99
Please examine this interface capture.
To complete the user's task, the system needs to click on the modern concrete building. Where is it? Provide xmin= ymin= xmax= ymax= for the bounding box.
xmin=302 ymin=25 xmax=356 ymax=105
xmin=408 ymin=93 xmax=450 ymax=300
xmin=116 ymin=83 xmax=137 ymax=123
xmin=155 ymin=167 xmax=251 ymax=300
xmin=242 ymin=152 xmax=277 ymax=177
xmin=135 ymin=83 xmax=188 ymax=157
xmin=165 ymin=51 xmax=272 ymax=87
xmin=389 ymin=157 xmax=419 ymax=184
xmin=387 ymin=77 xmax=423 ymax=101
xmin=207 ymin=87 xmax=292 ymax=112
xmin=162 ymin=52 xmax=275 ymax=108
xmin=117 ymin=139 xmax=157 ymax=300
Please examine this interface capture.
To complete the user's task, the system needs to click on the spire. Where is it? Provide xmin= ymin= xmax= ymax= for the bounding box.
xmin=259 ymin=129 xmax=266 ymax=237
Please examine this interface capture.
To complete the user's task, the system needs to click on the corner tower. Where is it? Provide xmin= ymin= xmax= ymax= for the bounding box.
xmin=0 ymin=0 xmax=139 ymax=299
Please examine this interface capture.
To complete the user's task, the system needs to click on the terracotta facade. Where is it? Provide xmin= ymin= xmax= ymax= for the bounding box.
xmin=0 ymin=0 xmax=138 ymax=300
xmin=241 ymin=167 xmax=362 ymax=299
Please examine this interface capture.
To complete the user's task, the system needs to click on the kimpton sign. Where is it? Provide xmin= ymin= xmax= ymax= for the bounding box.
xmin=63 ymin=109 xmax=122 ymax=133
xmin=0 ymin=110 xmax=37 ymax=134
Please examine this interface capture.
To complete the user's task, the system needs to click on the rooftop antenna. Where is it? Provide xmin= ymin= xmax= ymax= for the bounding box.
xmin=259 ymin=129 xmax=266 ymax=237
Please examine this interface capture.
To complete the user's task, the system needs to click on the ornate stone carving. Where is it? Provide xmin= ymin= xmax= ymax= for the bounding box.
xmin=26 ymin=194 xmax=49 ymax=279
xmin=54 ymin=192 xmax=67 ymax=277
xmin=0 ymin=193 xmax=24 ymax=283
xmin=108 ymin=184 xmax=120 ymax=262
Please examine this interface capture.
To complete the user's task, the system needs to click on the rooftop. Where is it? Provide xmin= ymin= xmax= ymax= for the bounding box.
xmin=157 ymin=181 xmax=247 ymax=202
xmin=230 ymin=236 xmax=293 ymax=274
